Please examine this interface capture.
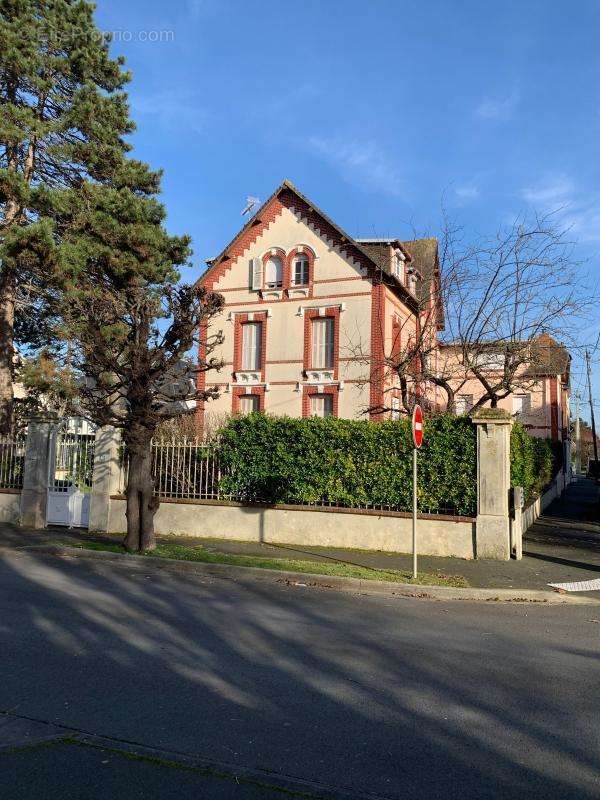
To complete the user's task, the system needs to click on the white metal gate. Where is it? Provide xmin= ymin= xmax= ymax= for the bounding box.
xmin=46 ymin=427 xmax=96 ymax=528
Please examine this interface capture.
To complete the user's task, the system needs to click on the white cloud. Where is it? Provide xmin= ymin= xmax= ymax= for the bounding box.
xmin=476 ymin=90 xmax=520 ymax=121
xmin=131 ymin=90 xmax=208 ymax=135
xmin=305 ymin=136 xmax=405 ymax=197
xmin=518 ymin=176 xmax=600 ymax=242
xmin=520 ymin=176 xmax=574 ymax=205
xmin=454 ymin=184 xmax=480 ymax=203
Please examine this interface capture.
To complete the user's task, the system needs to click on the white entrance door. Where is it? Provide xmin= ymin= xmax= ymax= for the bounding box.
xmin=46 ymin=429 xmax=96 ymax=528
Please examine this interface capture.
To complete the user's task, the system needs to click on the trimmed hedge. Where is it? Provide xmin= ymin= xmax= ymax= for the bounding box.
xmin=510 ymin=422 xmax=562 ymax=502
xmin=218 ymin=413 xmax=477 ymax=517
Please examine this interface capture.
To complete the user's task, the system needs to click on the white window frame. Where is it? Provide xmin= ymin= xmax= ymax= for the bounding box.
xmin=311 ymin=317 xmax=335 ymax=370
xmin=513 ymin=394 xmax=530 ymax=416
xmin=310 ymin=393 xmax=333 ymax=418
xmin=293 ymin=254 xmax=309 ymax=286
xmin=391 ymin=396 xmax=401 ymax=420
xmin=239 ymin=394 xmax=260 ymax=414
xmin=241 ymin=322 xmax=262 ymax=371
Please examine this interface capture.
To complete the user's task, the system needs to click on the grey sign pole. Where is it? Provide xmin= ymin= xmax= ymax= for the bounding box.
xmin=412 ymin=447 xmax=418 ymax=579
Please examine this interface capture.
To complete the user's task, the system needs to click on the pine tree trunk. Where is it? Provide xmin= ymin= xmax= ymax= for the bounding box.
xmin=123 ymin=437 xmax=158 ymax=553
xmin=0 ymin=267 xmax=15 ymax=435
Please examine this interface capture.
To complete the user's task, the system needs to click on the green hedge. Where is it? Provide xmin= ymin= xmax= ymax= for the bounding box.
xmin=510 ymin=423 xmax=562 ymax=503
xmin=218 ymin=413 xmax=477 ymax=516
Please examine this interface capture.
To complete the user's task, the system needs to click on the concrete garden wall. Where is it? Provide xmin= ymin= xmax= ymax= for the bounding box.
xmin=108 ymin=497 xmax=476 ymax=559
xmin=0 ymin=490 xmax=21 ymax=523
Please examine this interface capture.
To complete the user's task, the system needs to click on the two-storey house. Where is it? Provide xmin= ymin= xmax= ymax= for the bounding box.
xmin=197 ymin=180 xmax=439 ymax=423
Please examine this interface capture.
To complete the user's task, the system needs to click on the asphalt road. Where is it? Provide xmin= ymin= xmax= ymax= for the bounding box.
xmin=1 ymin=549 xmax=599 ymax=799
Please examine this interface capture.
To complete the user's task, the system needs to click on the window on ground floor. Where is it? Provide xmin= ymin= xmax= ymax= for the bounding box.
xmin=239 ymin=394 xmax=260 ymax=414
xmin=310 ymin=393 xmax=334 ymax=418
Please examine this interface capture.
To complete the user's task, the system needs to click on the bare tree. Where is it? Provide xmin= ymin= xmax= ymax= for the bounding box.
xmin=442 ymin=212 xmax=588 ymax=410
xmin=352 ymin=211 xmax=590 ymax=416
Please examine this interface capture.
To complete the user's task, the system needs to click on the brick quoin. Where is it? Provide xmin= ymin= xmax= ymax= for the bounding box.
xmin=550 ymin=376 xmax=559 ymax=440
xmin=369 ymin=281 xmax=386 ymax=420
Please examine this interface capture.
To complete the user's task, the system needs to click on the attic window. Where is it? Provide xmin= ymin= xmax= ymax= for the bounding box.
xmin=407 ymin=268 xmax=419 ymax=294
xmin=393 ymin=251 xmax=405 ymax=283
xmin=264 ymin=256 xmax=283 ymax=288
xmin=293 ymin=254 xmax=309 ymax=286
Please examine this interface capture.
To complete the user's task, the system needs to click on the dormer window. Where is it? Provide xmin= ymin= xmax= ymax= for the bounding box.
xmin=264 ymin=256 xmax=283 ymax=288
xmin=293 ymin=254 xmax=309 ymax=286
xmin=393 ymin=250 xmax=405 ymax=283
xmin=407 ymin=268 xmax=418 ymax=295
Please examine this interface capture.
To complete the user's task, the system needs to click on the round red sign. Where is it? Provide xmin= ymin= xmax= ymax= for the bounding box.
xmin=412 ymin=405 xmax=424 ymax=449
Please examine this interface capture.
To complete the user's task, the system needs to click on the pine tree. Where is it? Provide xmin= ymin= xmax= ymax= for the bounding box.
xmin=0 ymin=0 xmax=144 ymax=432
xmin=53 ymin=181 xmax=224 ymax=552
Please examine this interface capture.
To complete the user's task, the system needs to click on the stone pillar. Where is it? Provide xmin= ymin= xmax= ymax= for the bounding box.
xmin=20 ymin=418 xmax=55 ymax=529
xmin=471 ymin=410 xmax=514 ymax=560
xmin=89 ymin=426 xmax=121 ymax=533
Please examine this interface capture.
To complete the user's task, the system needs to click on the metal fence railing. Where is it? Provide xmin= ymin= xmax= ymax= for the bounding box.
xmin=0 ymin=435 xmax=26 ymax=490
xmin=119 ymin=438 xmax=228 ymax=502
xmin=117 ymin=437 xmax=463 ymax=516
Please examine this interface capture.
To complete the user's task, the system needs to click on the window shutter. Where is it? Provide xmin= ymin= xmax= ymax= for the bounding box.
xmin=251 ymin=258 xmax=262 ymax=291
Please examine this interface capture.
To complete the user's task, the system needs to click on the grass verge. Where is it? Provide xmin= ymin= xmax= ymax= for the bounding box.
xmin=59 ymin=539 xmax=468 ymax=587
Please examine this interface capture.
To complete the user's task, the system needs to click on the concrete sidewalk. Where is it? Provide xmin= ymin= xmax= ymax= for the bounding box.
xmin=0 ymin=477 xmax=598 ymax=594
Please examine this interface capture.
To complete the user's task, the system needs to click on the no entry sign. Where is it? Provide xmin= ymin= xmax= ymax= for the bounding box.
xmin=412 ymin=404 xmax=424 ymax=449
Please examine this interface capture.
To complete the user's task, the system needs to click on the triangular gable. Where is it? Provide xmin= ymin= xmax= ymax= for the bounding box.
xmin=200 ymin=179 xmax=404 ymax=292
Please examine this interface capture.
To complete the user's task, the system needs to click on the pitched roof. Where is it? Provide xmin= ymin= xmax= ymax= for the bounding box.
xmin=199 ymin=180 xmax=419 ymax=310
xmin=528 ymin=333 xmax=571 ymax=378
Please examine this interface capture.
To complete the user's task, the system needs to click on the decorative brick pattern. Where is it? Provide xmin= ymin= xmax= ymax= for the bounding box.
xmin=369 ymin=282 xmax=386 ymax=419
xmin=550 ymin=376 xmax=559 ymax=440
xmin=201 ymin=198 xmax=287 ymax=291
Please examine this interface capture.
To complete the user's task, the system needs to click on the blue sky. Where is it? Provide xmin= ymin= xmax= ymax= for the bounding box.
xmin=95 ymin=0 xmax=600 ymax=420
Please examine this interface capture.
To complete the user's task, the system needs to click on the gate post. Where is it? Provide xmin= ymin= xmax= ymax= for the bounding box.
xmin=471 ymin=409 xmax=514 ymax=560
xmin=20 ymin=416 xmax=55 ymax=529
xmin=89 ymin=426 xmax=121 ymax=533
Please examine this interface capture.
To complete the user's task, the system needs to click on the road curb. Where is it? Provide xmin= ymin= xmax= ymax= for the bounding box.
xmin=15 ymin=544 xmax=600 ymax=605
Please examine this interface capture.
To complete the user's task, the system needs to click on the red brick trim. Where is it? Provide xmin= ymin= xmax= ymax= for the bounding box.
xmin=232 ymin=385 xmax=266 ymax=414
xmin=233 ymin=311 xmax=268 ymax=380
xmin=261 ymin=247 xmax=286 ymax=290
xmin=302 ymin=384 xmax=339 ymax=418
xmin=550 ymin=376 xmax=559 ymax=440
xmin=200 ymin=198 xmax=286 ymax=291
xmin=223 ymin=291 xmax=371 ymax=308
xmin=196 ymin=322 xmax=208 ymax=430
xmin=303 ymin=307 xmax=340 ymax=378
xmin=369 ymin=281 xmax=385 ymax=419
xmin=278 ymin=187 xmax=376 ymax=278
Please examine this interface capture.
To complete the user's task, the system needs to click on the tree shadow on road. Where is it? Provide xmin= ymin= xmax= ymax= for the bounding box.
xmin=0 ymin=549 xmax=599 ymax=799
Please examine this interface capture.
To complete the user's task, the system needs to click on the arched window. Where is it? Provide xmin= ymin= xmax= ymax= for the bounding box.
xmin=264 ymin=256 xmax=283 ymax=288
xmin=292 ymin=254 xmax=309 ymax=286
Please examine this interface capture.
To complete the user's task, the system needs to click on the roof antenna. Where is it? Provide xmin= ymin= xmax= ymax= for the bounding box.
xmin=241 ymin=196 xmax=260 ymax=216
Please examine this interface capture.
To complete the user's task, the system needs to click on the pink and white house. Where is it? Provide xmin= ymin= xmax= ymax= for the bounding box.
xmin=197 ymin=180 xmax=570 ymax=447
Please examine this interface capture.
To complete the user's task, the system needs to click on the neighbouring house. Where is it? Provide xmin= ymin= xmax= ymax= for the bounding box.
xmin=443 ymin=333 xmax=571 ymax=443
xmin=196 ymin=180 xmax=570 ymax=445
